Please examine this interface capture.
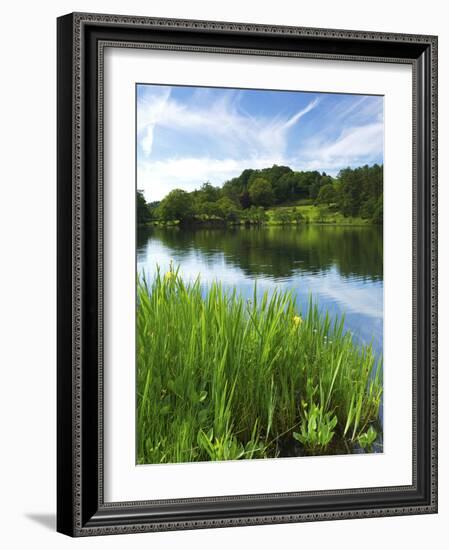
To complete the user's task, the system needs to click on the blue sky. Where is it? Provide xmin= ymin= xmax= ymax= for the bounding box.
xmin=137 ymin=84 xmax=383 ymax=202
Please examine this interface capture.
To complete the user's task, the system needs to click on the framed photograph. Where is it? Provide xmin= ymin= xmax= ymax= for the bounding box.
xmin=57 ymin=12 xmax=438 ymax=536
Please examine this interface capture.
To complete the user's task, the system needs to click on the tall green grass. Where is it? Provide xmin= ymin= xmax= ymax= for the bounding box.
xmin=137 ymin=267 xmax=382 ymax=464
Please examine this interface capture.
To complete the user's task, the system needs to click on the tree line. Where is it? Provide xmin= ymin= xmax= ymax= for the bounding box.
xmin=137 ymin=163 xmax=383 ymax=225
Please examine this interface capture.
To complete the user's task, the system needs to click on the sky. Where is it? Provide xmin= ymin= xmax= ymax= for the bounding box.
xmin=136 ymin=84 xmax=383 ymax=202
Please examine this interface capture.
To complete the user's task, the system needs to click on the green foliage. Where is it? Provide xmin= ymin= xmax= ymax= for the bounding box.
xmin=248 ymin=177 xmax=274 ymax=206
xmin=197 ymin=426 xmax=265 ymax=461
xmin=216 ymin=197 xmax=241 ymax=221
xmin=316 ymin=183 xmax=337 ymax=206
xmin=198 ymin=182 xmax=221 ymax=203
xmin=192 ymin=182 xmax=222 ymax=215
xmin=336 ymin=164 xmax=383 ymax=222
xmin=195 ymin=195 xmax=241 ymax=222
xmin=221 ymin=169 xmax=255 ymax=202
xmin=136 ymin=269 xmax=383 ymax=464
xmin=137 ymin=190 xmax=153 ymax=225
xmin=293 ymin=403 xmax=338 ymax=454
xmin=271 ymin=208 xmax=303 ymax=225
xmin=274 ymin=172 xmax=300 ymax=202
xmin=239 ymin=190 xmax=251 ymax=209
xmin=371 ymin=194 xmax=383 ymax=224
xmin=308 ymin=173 xmax=324 ymax=199
xmin=241 ymin=206 xmax=268 ymax=224
xmin=317 ymin=207 xmax=328 ymax=222
xmin=157 ymin=189 xmax=195 ymax=222
xmin=138 ymin=164 xmax=383 ymax=225
xmin=358 ymin=426 xmax=378 ymax=451
xmin=199 ymin=200 xmax=222 ymax=218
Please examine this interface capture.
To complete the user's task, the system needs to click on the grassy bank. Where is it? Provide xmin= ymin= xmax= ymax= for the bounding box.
xmin=143 ymin=203 xmax=372 ymax=228
xmin=137 ymin=268 xmax=382 ymax=464
xmin=266 ymin=203 xmax=369 ymax=225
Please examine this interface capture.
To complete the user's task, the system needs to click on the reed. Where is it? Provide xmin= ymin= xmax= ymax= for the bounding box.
xmin=137 ymin=266 xmax=382 ymax=464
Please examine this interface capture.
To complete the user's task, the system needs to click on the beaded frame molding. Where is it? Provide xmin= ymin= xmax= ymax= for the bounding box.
xmin=57 ymin=12 xmax=438 ymax=537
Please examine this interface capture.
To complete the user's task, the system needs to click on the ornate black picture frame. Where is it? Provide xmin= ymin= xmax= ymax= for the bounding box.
xmin=57 ymin=12 xmax=438 ymax=536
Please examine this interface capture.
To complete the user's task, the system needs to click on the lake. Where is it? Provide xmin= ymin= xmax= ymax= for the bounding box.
xmin=137 ymin=224 xmax=383 ymax=358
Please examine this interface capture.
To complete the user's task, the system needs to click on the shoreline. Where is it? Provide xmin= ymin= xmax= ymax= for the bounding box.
xmin=138 ymin=220 xmax=381 ymax=229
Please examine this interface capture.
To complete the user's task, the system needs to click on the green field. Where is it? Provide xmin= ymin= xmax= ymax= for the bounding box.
xmin=137 ymin=268 xmax=383 ymax=464
xmin=266 ymin=202 xmax=369 ymax=226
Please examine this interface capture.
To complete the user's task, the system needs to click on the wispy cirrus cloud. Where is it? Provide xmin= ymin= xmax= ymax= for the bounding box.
xmin=299 ymin=122 xmax=384 ymax=172
xmin=137 ymin=86 xmax=319 ymax=161
xmin=323 ymin=94 xmax=383 ymax=125
xmin=292 ymin=94 xmax=384 ymax=173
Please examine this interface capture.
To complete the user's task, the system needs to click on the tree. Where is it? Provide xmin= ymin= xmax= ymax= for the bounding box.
xmin=309 ymin=173 xmax=323 ymax=199
xmin=199 ymin=182 xmax=221 ymax=203
xmin=137 ymin=190 xmax=152 ymax=225
xmin=259 ymin=165 xmax=292 ymax=186
xmin=371 ymin=194 xmax=383 ymax=224
xmin=274 ymin=173 xmax=301 ymax=202
xmin=317 ymin=206 xmax=327 ymax=222
xmin=239 ymin=190 xmax=251 ymax=209
xmin=199 ymin=201 xmax=221 ymax=218
xmin=248 ymin=177 xmax=274 ymax=207
xmin=157 ymin=189 xmax=194 ymax=222
xmin=222 ymin=169 xmax=255 ymax=202
xmin=272 ymin=208 xmax=302 ymax=225
xmin=336 ymin=168 xmax=362 ymax=217
xmin=316 ymin=183 xmax=337 ymax=206
xmin=335 ymin=165 xmax=383 ymax=219
xmin=216 ymin=197 xmax=241 ymax=221
xmin=243 ymin=206 xmax=267 ymax=224
xmin=151 ymin=163 xmax=383 ymax=226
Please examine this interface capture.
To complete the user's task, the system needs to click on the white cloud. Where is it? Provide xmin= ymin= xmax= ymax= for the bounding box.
xmin=137 ymin=87 xmax=171 ymax=156
xmin=323 ymin=123 xmax=383 ymax=159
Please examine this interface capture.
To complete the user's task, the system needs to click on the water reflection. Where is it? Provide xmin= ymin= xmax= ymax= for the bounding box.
xmin=137 ymin=225 xmax=383 ymax=355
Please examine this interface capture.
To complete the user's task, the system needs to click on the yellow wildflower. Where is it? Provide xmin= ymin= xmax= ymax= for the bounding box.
xmin=164 ymin=271 xmax=174 ymax=281
xmin=293 ymin=315 xmax=303 ymax=327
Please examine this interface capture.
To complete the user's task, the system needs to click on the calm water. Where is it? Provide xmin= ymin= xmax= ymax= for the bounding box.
xmin=137 ymin=225 xmax=383 ymax=357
